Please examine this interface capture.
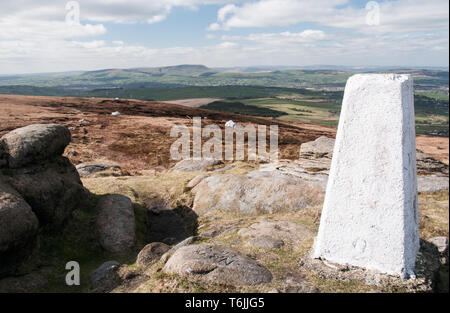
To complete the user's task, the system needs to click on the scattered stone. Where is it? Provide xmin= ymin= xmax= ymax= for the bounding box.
xmin=96 ymin=194 xmax=136 ymax=253
xmin=248 ymin=237 xmax=284 ymax=249
xmin=171 ymin=159 xmax=222 ymax=172
xmin=238 ymin=220 xmax=314 ymax=244
xmin=0 ymin=124 xmax=71 ymax=168
xmin=90 ymin=261 xmax=122 ymax=293
xmin=417 ymin=175 xmax=449 ymax=193
xmin=0 ymin=179 xmax=39 ymax=278
xmin=186 ymin=174 xmax=210 ymax=189
xmin=299 ymin=136 xmax=335 ymax=159
xmin=78 ymin=119 xmax=91 ymax=126
xmin=136 ymin=242 xmax=170 ymax=266
xmin=192 ymin=172 xmax=323 ymax=215
xmin=416 ymin=150 xmax=449 ymax=176
xmin=164 ymin=244 xmax=272 ymax=285
xmin=76 ymin=163 xmax=121 ymax=177
xmin=429 ymin=237 xmax=449 ymax=265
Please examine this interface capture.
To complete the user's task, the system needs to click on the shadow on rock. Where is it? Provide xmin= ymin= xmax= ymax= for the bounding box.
xmin=145 ymin=196 xmax=198 ymax=245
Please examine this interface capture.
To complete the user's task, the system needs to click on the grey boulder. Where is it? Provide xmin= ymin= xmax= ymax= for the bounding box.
xmin=136 ymin=242 xmax=170 ymax=266
xmin=89 ymin=261 xmax=121 ymax=293
xmin=0 ymin=124 xmax=71 ymax=168
xmin=164 ymin=244 xmax=272 ymax=285
xmin=192 ymin=171 xmax=324 ymax=215
xmin=96 ymin=194 xmax=136 ymax=253
xmin=299 ymin=136 xmax=335 ymax=159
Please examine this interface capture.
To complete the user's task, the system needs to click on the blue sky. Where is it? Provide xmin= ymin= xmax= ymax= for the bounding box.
xmin=0 ymin=0 xmax=448 ymax=74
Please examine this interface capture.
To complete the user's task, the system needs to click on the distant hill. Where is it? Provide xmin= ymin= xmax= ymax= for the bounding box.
xmin=0 ymin=65 xmax=447 ymax=96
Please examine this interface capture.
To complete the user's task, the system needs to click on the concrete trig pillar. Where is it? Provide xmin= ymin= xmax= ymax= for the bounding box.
xmin=313 ymin=74 xmax=419 ymax=278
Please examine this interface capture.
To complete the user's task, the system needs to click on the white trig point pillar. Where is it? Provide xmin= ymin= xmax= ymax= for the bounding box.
xmin=313 ymin=74 xmax=419 ymax=278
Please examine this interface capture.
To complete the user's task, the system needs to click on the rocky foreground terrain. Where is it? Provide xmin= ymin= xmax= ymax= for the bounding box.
xmin=0 ymin=95 xmax=448 ymax=293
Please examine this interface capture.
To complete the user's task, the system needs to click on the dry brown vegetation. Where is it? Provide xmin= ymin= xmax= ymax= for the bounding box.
xmin=0 ymin=94 xmax=337 ymax=173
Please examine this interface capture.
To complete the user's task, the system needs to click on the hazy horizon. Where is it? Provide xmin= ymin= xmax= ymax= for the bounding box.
xmin=1 ymin=63 xmax=449 ymax=77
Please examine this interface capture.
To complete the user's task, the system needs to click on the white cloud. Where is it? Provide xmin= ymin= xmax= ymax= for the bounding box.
xmin=208 ymin=0 xmax=449 ymax=33
xmin=223 ymin=30 xmax=326 ymax=44
xmin=0 ymin=0 xmax=447 ymax=73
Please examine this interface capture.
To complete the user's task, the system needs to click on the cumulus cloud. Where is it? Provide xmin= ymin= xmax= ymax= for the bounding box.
xmin=208 ymin=0 xmax=449 ymax=33
xmin=0 ymin=0 xmax=448 ymax=73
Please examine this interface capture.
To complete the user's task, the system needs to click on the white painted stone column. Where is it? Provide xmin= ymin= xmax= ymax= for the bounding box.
xmin=313 ymin=74 xmax=419 ymax=278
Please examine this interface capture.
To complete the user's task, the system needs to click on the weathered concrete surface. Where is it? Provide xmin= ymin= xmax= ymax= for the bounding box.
xmin=313 ymin=74 xmax=420 ymax=278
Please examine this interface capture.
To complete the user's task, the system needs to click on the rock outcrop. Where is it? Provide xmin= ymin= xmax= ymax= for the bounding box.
xmin=164 ymin=244 xmax=273 ymax=285
xmin=96 ymin=194 xmax=136 ymax=253
xmin=299 ymin=136 xmax=335 ymax=159
xmin=0 ymin=124 xmax=85 ymax=277
xmin=6 ymin=156 xmax=85 ymax=229
xmin=192 ymin=171 xmax=324 ymax=215
xmin=0 ymin=179 xmax=39 ymax=277
xmin=0 ymin=124 xmax=71 ymax=169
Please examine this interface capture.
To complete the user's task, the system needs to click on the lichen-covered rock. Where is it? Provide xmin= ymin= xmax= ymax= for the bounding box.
xmin=89 ymin=261 xmax=122 ymax=293
xmin=96 ymin=194 xmax=136 ymax=253
xmin=136 ymin=242 xmax=170 ymax=266
xmin=0 ymin=124 xmax=70 ymax=168
xmin=192 ymin=171 xmax=323 ymax=215
xmin=5 ymin=156 xmax=85 ymax=230
xmin=171 ymin=159 xmax=222 ymax=172
xmin=0 ymin=179 xmax=39 ymax=278
xmin=164 ymin=244 xmax=272 ymax=285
